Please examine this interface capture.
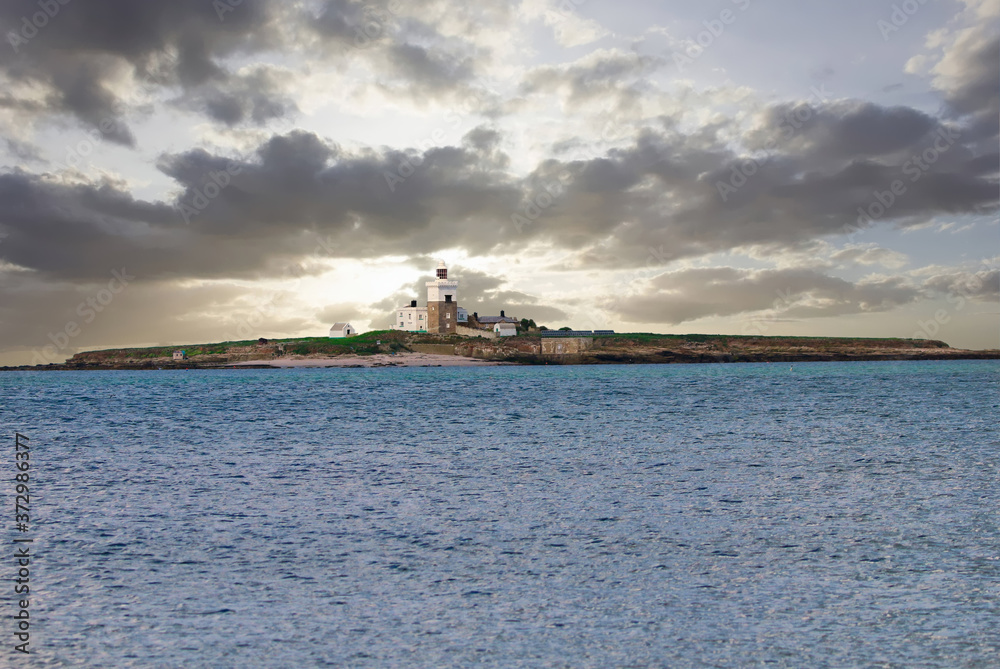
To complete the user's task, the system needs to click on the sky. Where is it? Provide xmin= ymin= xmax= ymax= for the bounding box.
xmin=0 ymin=0 xmax=997 ymax=365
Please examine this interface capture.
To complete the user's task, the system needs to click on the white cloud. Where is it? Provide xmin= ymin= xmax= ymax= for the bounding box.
xmin=831 ymin=245 xmax=909 ymax=270
xmin=519 ymin=0 xmax=610 ymax=48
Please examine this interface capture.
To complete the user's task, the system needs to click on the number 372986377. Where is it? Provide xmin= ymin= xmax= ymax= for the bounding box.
xmin=15 ymin=442 xmax=30 ymax=523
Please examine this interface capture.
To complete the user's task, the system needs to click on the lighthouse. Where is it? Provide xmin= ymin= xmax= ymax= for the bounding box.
xmin=426 ymin=260 xmax=458 ymax=334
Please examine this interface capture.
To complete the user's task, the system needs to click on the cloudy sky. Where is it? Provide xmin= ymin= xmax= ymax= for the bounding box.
xmin=0 ymin=0 xmax=997 ymax=364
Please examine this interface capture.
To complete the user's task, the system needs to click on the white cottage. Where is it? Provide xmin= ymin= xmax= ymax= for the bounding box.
xmin=329 ymin=322 xmax=357 ymax=338
xmin=494 ymin=322 xmax=517 ymax=337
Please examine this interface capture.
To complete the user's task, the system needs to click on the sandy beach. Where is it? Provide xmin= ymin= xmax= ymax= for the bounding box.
xmin=227 ymin=352 xmax=502 ymax=368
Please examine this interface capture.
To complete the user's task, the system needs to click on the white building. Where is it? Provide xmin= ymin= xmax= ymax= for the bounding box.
xmin=329 ymin=322 xmax=357 ymax=338
xmin=393 ymin=262 xmax=468 ymax=333
xmin=494 ymin=322 xmax=518 ymax=337
xmin=394 ymin=300 xmax=428 ymax=332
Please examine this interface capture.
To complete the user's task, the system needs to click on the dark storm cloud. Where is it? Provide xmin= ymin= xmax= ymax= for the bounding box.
xmin=177 ymin=65 xmax=299 ymax=126
xmin=605 ymin=267 xmax=921 ymax=325
xmin=748 ymin=101 xmax=940 ymax=160
xmin=509 ymin=90 xmax=997 ymax=269
xmin=0 ymin=1 xmax=995 ymax=297
xmin=0 ymin=0 xmax=494 ymax=139
xmin=0 ymin=169 xmax=177 ymax=278
xmin=2 ymin=79 xmax=996 ymax=287
xmin=0 ymin=0 xmax=286 ymax=141
xmin=0 ymin=128 xmax=524 ymax=281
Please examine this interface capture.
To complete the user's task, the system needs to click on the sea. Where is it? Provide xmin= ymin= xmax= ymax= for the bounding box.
xmin=0 ymin=360 xmax=997 ymax=668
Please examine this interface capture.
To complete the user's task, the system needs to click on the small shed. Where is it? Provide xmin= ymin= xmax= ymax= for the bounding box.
xmin=329 ymin=322 xmax=358 ymax=338
xmin=494 ymin=322 xmax=517 ymax=337
xmin=172 ymin=350 xmax=187 ymax=361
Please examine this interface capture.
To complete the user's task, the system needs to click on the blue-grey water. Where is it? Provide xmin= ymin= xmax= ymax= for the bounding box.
xmin=1 ymin=360 xmax=998 ymax=668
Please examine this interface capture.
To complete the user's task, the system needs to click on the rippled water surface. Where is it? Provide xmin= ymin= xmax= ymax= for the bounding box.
xmin=1 ymin=360 xmax=998 ymax=667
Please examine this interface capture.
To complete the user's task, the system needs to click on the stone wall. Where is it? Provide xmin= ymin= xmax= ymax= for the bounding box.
xmin=541 ymin=337 xmax=594 ymax=355
xmin=454 ymin=340 xmax=541 ymax=359
xmin=456 ymin=325 xmax=496 ymax=339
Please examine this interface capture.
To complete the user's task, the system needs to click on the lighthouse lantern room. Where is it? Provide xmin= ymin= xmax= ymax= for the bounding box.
xmin=426 ymin=260 xmax=459 ymax=334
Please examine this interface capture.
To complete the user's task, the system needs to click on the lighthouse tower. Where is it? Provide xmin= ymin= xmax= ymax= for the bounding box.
xmin=426 ymin=260 xmax=458 ymax=334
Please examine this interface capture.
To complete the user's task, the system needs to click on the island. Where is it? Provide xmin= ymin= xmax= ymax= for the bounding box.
xmin=3 ymin=331 xmax=997 ymax=370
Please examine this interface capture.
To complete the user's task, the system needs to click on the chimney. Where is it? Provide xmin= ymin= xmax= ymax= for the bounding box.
xmin=500 ymin=310 xmax=505 ymax=317
xmin=410 ymin=300 xmax=417 ymax=308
